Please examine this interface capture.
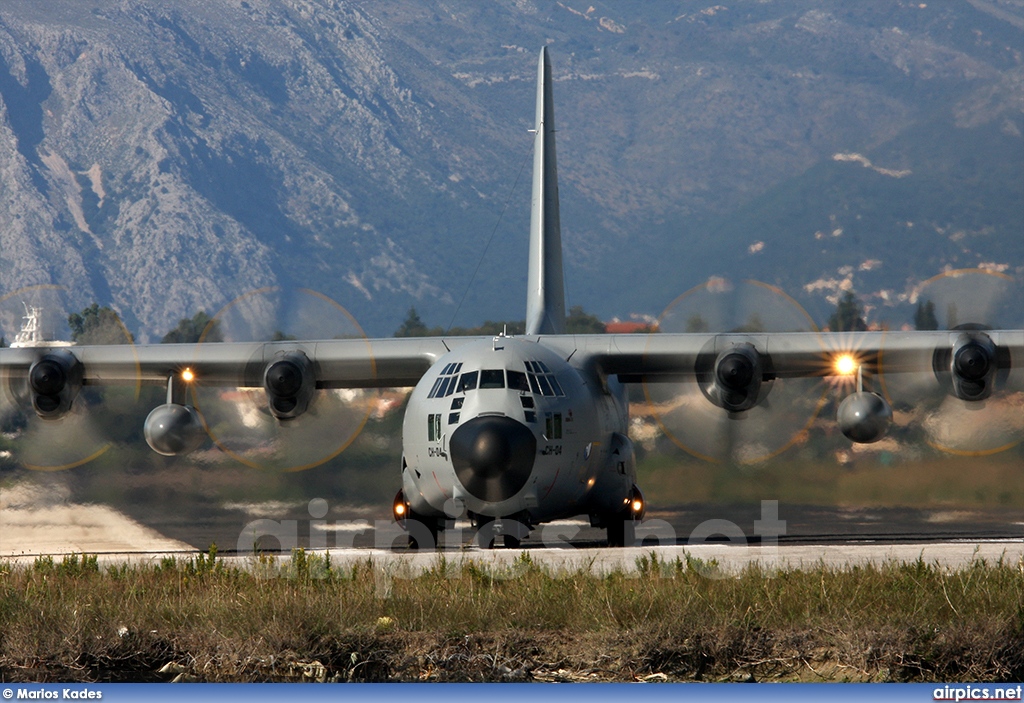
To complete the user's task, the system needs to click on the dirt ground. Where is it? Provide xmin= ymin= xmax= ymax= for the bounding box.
xmin=0 ymin=479 xmax=192 ymax=557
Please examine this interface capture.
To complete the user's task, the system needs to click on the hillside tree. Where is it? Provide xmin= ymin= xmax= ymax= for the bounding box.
xmin=914 ymin=300 xmax=939 ymax=330
xmin=827 ymin=291 xmax=867 ymax=332
xmin=162 ymin=311 xmax=222 ymax=343
xmin=68 ymin=304 xmax=133 ymax=345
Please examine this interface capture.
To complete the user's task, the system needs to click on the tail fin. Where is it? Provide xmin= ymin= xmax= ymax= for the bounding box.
xmin=525 ymin=47 xmax=566 ymax=336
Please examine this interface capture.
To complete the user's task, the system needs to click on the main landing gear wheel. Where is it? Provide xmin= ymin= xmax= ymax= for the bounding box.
xmin=605 ymin=511 xmax=636 ymax=548
xmin=405 ymin=514 xmax=441 ymax=551
xmin=393 ymin=491 xmax=441 ymax=550
xmin=604 ymin=486 xmax=644 ymax=547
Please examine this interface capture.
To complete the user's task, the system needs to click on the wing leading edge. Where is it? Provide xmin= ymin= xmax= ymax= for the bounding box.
xmin=0 ymin=336 xmax=455 ymax=389
xmin=3 ymin=328 xmax=1020 ymax=388
xmin=542 ymin=330 xmax=1024 ymax=384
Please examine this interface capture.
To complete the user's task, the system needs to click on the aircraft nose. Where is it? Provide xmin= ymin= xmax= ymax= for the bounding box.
xmin=450 ymin=416 xmax=537 ymax=502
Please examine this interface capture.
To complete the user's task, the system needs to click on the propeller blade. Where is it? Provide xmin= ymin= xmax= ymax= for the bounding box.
xmin=0 ymin=285 xmax=139 ymax=471
xmin=192 ymin=287 xmax=375 ymax=472
xmin=879 ymin=269 xmax=1023 ymax=455
xmin=645 ymin=278 xmax=826 ymax=464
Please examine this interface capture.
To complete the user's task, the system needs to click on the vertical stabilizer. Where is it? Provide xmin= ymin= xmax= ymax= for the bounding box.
xmin=525 ymin=47 xmax=566 ymax=336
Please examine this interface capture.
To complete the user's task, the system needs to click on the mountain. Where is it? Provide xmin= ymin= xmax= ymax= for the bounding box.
xmin=0 ymin=0 xmax=1021 ymax=339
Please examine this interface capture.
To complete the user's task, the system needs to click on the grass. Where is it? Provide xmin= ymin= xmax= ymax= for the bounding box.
xmin=636 ymin=449 xmax=1024 ymax=508
xmin=1 ymin=549 xmax=1022 ymax=682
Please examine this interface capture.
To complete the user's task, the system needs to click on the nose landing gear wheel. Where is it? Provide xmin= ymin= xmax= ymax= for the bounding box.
xmin=474 ymin=516 xmax=527 ymax=549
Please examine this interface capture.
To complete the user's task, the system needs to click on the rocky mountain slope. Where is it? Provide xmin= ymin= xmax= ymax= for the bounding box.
xmin=0 ymin=0 xmax=1021 ymax=339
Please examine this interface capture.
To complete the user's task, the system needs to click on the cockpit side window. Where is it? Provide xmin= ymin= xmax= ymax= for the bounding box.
xmin=428 ymin=377 xmax=444 ymax=398
xmin=527 ymin=371 xmax=541 ymax=395
xmin=428 ymin=362 xmax=464 ymax=398
xmin=544 ymin=411 xmax=563 ymax=440
xmin=458 ymin=370 xmax=479 ymax=392
xmin=479 ymin=369 xmax=505 ymax=389
xmin=436 ymin=376 xmax=452 ymax=397
xmin=548 ymin=376 xmax=564 ymax=396
xmin=507 ymin=370 xmax=529 ymax=392
xmin=524 ymin=360 xmax=565 ymax=397
xmin=536 ymin=374 xmax=554 ymax=396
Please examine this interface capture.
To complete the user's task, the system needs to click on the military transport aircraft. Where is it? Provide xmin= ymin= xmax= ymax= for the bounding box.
xmin=1 ymin=48 xmax=1022 ymax=548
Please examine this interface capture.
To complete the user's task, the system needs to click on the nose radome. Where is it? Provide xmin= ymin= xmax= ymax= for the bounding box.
xmin=450 ymin=416 xmax=537 ymax=502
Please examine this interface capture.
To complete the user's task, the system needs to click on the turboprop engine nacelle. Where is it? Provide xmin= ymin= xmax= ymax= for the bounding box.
xmin=28 ymin=349 xmax=83 ymax=420
xmin=945 ymin=332 xmax=998 ymax=401
xmin=263 ymin=351 xmax=315 ymax=420
xmin=144 ymin=403 xmax=205 ymax=456
xmin=837 ymin=391 xmax=892 ymax=444
xmin=704 ymin=343 xmax=765 ymax=413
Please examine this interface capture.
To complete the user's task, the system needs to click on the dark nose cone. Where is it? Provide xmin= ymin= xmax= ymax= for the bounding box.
xmin=450 ymin=416 xmax=536 ymax=502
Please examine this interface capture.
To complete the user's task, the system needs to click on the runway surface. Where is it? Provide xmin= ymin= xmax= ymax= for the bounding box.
xmin=2 ymin=478 xmax=1021 ymax=571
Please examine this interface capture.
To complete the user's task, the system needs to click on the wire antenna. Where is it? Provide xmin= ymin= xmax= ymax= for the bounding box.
xmin=445 ymin=144 xmax=532 ymax=334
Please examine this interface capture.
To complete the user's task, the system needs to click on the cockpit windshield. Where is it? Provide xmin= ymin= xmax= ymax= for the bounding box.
xmin=479 ymin=369 xmax=504 ymax=389
xmin=432 ymin=363 xmax=564 ymax=398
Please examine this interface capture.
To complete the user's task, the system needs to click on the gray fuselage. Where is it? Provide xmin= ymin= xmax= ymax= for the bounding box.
xmin=401 ymin=336 xmax=635 ymax=526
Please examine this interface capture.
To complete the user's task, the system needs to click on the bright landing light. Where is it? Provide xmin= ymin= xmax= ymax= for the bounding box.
xmin=834 ymin=354 xmax=858 ymax=376
xmin=181 ymin=368 xmax=195 ymax=383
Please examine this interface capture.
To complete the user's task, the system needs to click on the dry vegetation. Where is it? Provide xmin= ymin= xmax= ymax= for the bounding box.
xmin=1 ymin=550 xmax=1022 ymax=683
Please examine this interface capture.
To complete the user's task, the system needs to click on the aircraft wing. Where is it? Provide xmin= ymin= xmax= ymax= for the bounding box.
xmin=0 ymin=336 xmax=456 ymax=390
xmin=541 ymin=330 xmax=1024 ymax=383
xmin=542 ymin=328 xmax=1023 ymax=457
xmin=0 ymin=335 xmax=476 ymax=469
xmin=2 ymin=329 xmax=1021 ymax=467
xmin=4 ymin=328 xmax=1021 ymax=400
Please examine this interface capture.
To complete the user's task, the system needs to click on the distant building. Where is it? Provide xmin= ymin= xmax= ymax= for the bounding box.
xmin=604 ymin=320 xmax=657 ymax=334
